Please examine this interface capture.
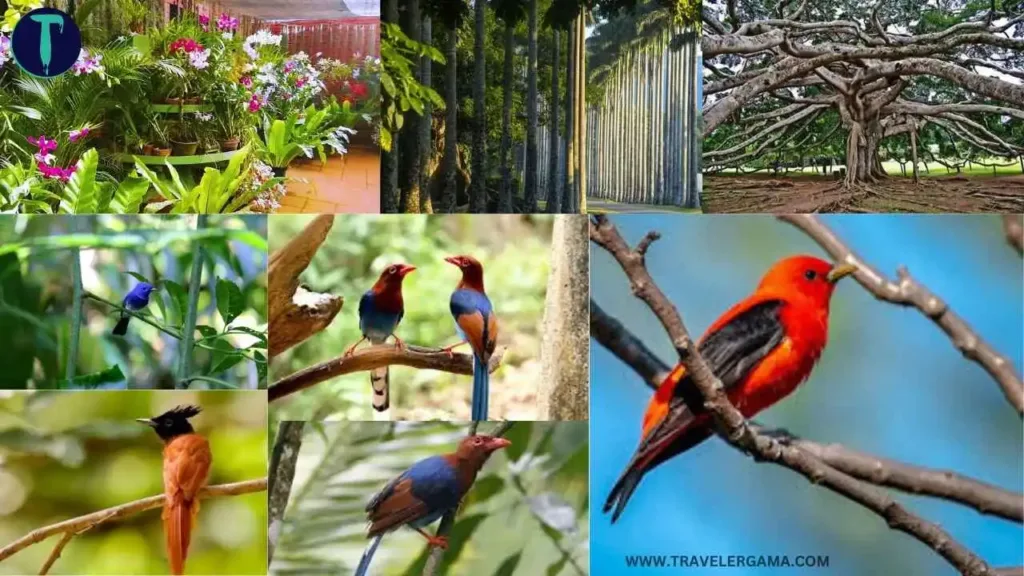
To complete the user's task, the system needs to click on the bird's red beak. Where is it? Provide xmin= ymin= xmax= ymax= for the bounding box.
xmin=485 ymin=437 xmax=512 ymax=451
xmin=398 ymin=264 xmax=416 ymax=277
xmin=444 ymin=256 xmax=459 ymax=266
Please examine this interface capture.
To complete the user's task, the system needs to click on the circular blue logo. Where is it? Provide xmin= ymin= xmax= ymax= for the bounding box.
xmin=11 ymin=8 xmax=81 ymax=77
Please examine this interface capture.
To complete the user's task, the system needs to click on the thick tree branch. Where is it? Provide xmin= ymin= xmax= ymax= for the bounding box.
xmin=269 ymin=345 xmax=506 ymax=402
xmin=268 ymin=422 xmax=305 ymax=562
xmin=778 ymin=214 xmax=1024 ymax=415
xmin=591 ymin=216 xmax=994 ymax=576
xmin=1003 ymin=215 xmax=1023 ymax=256
xmin=0 ymin=478 xmax=268 ymax=565
xmin=269 ymin=215 xmax=344 ymax=358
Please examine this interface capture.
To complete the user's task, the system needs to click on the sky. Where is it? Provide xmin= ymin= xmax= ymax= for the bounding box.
xmin=590 ymin=215 xmax=1023 ymax=576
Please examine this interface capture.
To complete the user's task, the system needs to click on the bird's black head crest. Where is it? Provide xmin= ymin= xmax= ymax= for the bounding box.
xmin=139 ymin=404 xmax=201 ymax=441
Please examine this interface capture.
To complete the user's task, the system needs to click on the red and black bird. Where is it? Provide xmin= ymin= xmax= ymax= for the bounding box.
xmin=604 ymin=256 xmax=856 ymax=522
xmin=138 ymin=405 xmax=212 ymax=575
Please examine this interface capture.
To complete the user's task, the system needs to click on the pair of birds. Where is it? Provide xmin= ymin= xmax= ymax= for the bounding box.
xmin=349 ymin=255 xmax=498 ymax=420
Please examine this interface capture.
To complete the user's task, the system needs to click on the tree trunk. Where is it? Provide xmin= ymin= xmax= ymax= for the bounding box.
xmin=381 ymin=0 xmax=400 ymax=213
xmin=562 ymin=26 xmax=575 ymax=214
xmin=844 ymin=122 xmax=885 ymax=186
xmin=268 ymin=421 xmax=304 ymax=563
xmin=441 ymin=26 xmax=458 ymax=213
xmin=470 ymin=0 xmax=487 ymax=213
xmin=546 ymin=29 xmax=561 ymax=214
xmin=524 ymin=0 xmax=539 ymax=212
xmin=419 ymin=16 xmax=433 ymax=213
xmin=575 ymin=13 xmax=586 ymax=213
xmin=399 ymin=0 xmax=423 ymax=213
xmin=498 ymin=22 xmax=515 ymax=213
xmin=538 ymin=215 xmax=589 ymax=420
xmin=910 ymin=127 xmax=919 ymax=184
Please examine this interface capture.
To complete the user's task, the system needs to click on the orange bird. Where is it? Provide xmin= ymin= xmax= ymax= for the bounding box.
xmin=138 ymin=405 xmax=212 ymax=575
xmin=604 ymin=256 xmax=856 ymax=522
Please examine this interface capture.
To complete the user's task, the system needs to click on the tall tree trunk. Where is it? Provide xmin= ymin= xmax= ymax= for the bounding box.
xmin=524 ymin=0 xmax=539 ymax=212
xmin=539 ymin=215 xmax=589 ymax=420
xmin=419 ymin=16 xmax=434 ymax=213
xmin=381 ymin=0 xmax=400 ymax=212
xmin=470 ymin=0 xmax=487 ymax=213
xmin=575 ymin=13 xmax=587 ymax=213
xmin=400 ymin=0 xmax=423 ymax=213
xmin=562 ymin=23 xmax=575 ymax=214
xmin=498 ymin=22 xmax=515 ymax=213
xmin=911 ymin=127 xmax=919 ymax=184
xmin=546 ymin=29 xmax=561 ymax=214
xmin=844 ymin=121 xmax=885 ymax=186
xmin=441 ymin=25 xmax=458 ymax=213
xmin=268 ymin=421 xmax=304 ymax=563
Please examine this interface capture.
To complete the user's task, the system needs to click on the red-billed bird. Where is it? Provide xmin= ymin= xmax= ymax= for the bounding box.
xmin=345 ymin=263 xmax=417 ymax=411
xmin=604 ymin=256 xmax=856 ymax=523
xmin=444 ymin=255 xmax=498 ymax=421
xmin=138 ymin=405 xmax=212 ymax=575
xmin=354 ymin=434 xmax=512 ymax=576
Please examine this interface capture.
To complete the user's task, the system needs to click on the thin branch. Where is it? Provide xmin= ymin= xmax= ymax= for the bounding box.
xmin=38 ymin=531 xmax=74 ymax=575
xmin=0 ymin=478 xmax=267 ymax=564
xmin=268 ymin=345 xmax=507 ymax=402
xmin=66 ymin=244 xmax=83 ymax=382
xmin=592 ymin=216 xmax=993 ymax=576
xmin=178 ymin=215 xmax=207 ymax=386
xmin=268 ymin=422 xmax=304 ymax=562
xmin=423 ymin=422 xmax=516 ymax=576
xmin=84 ymin=292 xmax=181 ymax=339
xmin=1004 ymin=215 xmax=1023 ymax=256
xmin=590 ymin=288 xmax=1023 ymax=522
xmin=778 ymin=214 xmax=1023 ymax=416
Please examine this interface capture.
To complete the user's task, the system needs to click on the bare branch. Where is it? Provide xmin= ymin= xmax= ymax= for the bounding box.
xmin=1004 ymin=215 xmax=1023 ymax=256
xmin=0 ymin=479 xmax=268 ymax=565
xmin=268 ymin=345 xmax=507 ymax=402
xmin=268 ymin=422 xmax=305 ymax=562
xmin=778 ymin=214 xmax=1024 ymax=415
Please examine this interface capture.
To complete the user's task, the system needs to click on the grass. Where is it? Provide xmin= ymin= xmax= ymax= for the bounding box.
xmin=586 ymin=198 xmax=702 ymax=213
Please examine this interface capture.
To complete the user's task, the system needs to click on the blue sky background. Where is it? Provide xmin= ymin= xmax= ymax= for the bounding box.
xmin=590 ymin=215 xmax=1023 ymax=576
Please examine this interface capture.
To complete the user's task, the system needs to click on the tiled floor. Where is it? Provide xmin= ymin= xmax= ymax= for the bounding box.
xmin=275 ymin=146 xmax=380 ymax=213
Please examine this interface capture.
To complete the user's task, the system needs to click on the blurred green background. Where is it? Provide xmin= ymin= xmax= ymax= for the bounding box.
xmin=270 ymin=421 xmax=588 ymax=576
xmin=0 ymin=215 xmax=268 ymax=389
xmin=268 ymin=215 xmax=552 ymax=421
xmin=0 ymin=390 xmax=267 ymax=575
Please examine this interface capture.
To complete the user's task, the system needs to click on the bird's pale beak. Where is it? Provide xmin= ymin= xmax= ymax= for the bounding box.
xmin=444 ymin=256 xmax=458 ymax=266
xmin=827 ymin=264 xmax=857 ymax=284
xmin=136 ymin=418 xmax=156 ymax=427
xmin=486 ymin=437 xmax=512 ymax=451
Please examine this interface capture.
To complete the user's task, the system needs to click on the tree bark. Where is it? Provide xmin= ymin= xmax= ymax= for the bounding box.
xmin=268 ymin=421 xmax=304 ymax=563
xmin=575 ymin=13 xmax=587 ymax=213
xmin=470 ymin=0 xmax=488 ymax=213
xmin=539 ymin=215 xmax=589 ymax=420
xmin=911 ymin=127 xmax=919 ymax=184
xmin=546 ymin=29 xmax=561 ymax=214
xmin=524 ymin=0 xmax=539 ymax=212
xmin=499 ymin=22 xmax=515 ymax=213
xmin=419 ymin=16 xmax=434 ymax=213
xmin=562 ymin=24 xmax=575 ymax=214
xmin=441 ymin=25 xmax=459 ymax=213
xmin=399 ymin=0 xmax=423 ymax=213
xmin=381 ymin=0 xmax=400 ymax=213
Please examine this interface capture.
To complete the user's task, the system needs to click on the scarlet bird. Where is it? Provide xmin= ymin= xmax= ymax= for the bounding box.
xmin=354 ymin=434 xmax=512 ymax=576
xmin=345 ymin=263 xmax=417 ymax=411
xmin=604 ymin=256 xmax=856 ymax=523
xmin=138 ymin=405 xmax=212 ymax=575
xmin=444 ymin=255 xmax=498 ymax=421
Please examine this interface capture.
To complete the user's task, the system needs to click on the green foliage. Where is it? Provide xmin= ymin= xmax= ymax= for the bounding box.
xmin=381 ymin=22 xmax=446 ymax=152
xmin=270 ymin=422 xmax=589 ymax=576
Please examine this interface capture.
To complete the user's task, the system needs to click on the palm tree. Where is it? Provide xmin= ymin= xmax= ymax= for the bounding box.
xmin=470 ymin=0 xmax=488 ymax=213
xmin=546 ymin=29 xmax=561 ymax=214
xmin=400 ymin=0 xmax=424 ymax=213
xmin=493 ymin=0 xmax=527 ymax=213
xmin=428 ymin=0 xmax=468 ymax=213
xmin=419 ymin=16 xmax=434 ymax=213
xmin=523 ymin=0 xmax=539 ymax=212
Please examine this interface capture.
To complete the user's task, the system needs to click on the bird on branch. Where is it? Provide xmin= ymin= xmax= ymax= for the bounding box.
xmin=346 ymin=263 xmax=417 ymax=412
xmin=112 ymin=282 xmax=156 ymax=336
xmin=604 ymin=256 xmax=856 ymax=522
xmin=444 ymin=255 xmax=499 ymax=421
xmin=355 ymin=434 xmax=512 ymax=576
xmin=137 ymin=405 xmax=211 ymax=575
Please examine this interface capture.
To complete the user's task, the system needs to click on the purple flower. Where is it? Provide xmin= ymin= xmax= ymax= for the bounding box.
xmin=199 ymin=14 xmax=210 ymax=30
xmin=217 ymin=13 xmax=239 ymax=32
xmin=240 ymin=75 xmax=252 ymax=87
xmin=27 ymin=135 xmax=58 ymax=155
xmin=39 ymin=163 xmax=76 ymax=182
xmin=69 ymin=127 xmax=90 ymax=143
xmin=189 ymin=48 xmax=211 ymax=70
xmin=71 ymin=49 xmax=104 ymax=76
xmin=295 ymin=76 xmax=307 ymax=88
xmin=247 ymin=93 xmax=263 ymax=112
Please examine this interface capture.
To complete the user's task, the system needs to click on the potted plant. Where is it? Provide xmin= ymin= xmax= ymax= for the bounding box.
xmin=214 ymin=100 xmax=244 ymax=151
xmin=170 ymin=120 xmax=199 ymax=156
xmin=146 ymin=118 xmax=171 ymax=157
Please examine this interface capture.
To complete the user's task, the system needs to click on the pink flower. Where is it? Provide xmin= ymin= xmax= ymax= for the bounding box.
xmin=247 ymin=93 xmax=263 ymax=112
xmin=169 ymin=38 xmax=203 ymax=54
xmin=217 ymin=13 xmax=239 ymax=32
xmin=69 ymin=128 xmax=90 ymax=143
xmin=284 ymin=60 xmax=296 ymax=73
xmin=295 ymin=76 xmax=307 ymax=88
xmin=38 ymin=163 xmax=76 ymax=182
xmin=27 ymin=135 xmax=58 ymax=155
xmin=240 ymin=75 xmax=252 ymax=87
xmin=199 ymin=14 xmax=210 ymax=30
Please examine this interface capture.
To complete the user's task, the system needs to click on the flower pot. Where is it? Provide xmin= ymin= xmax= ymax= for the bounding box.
xmin=219 ymin=137 xmax=240 ymax=151
xmin=164 ymin=97 xmax=184 ymax=106
xmin=154 ymin=147 xmax=172 ymax=157
xmin=272 ymin=166 xmax=288 ymax=178
xmin=143 ymin=144 xmax=155 ymax=155
xmin=185 ymin=96 xmax=203 ymax=105
xmin=171 ymin=140 xmax=199 ymax=156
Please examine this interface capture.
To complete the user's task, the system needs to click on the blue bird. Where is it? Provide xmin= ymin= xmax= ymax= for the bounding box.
xmin=444 ymin=255 xmax=498 ymax=421
xmin=345 ymin=263 xmax=416 ymax=411
xmin=354 ymin=434 xmax=512 ymax=576
xmin=112 ymin=282 xmax=156 ymax=336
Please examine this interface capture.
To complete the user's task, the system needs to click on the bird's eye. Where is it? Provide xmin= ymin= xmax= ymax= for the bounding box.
xmin=473 ymin=437 xmax=484 ymax=445
xmin=388 ymin=265 xmax=397 ymax=275
xmin=804 ymin=270 xmax=817 ymax=281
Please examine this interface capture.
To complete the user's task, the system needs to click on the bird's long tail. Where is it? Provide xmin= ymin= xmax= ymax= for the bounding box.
xmin=603 ymin=464 xmax=646 ymax=524
xmin=354 ymin=534 xmax=383 ymax=576
xmin=370 ymin=367 xmax=389 ymax=412
xmin=471 ymin=354 xmax=488 ymax=421
xmin=163 ymin=497 xmax=198 ymax=575
xmin=112 ymin=312 xmax=130 ymax=336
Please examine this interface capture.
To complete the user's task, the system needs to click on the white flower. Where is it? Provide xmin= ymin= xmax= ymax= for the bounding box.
xmin=222 ymin=32 xmax=234 ymax=40
xmin=195 ymin=112 xmax=214 ymax=121
xmin=189 ymin=49 xmax=211 ymax=70
xmin=300 ymin=145 xmax=314 ymax=159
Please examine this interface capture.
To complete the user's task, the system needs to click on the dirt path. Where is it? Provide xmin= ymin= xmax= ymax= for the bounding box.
xmin=702 ymin=175 xmax=1024 ymax=213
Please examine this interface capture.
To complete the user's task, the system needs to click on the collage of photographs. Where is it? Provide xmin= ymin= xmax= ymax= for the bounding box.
xmin=0 ymin=0 xmax=1019 ymax=575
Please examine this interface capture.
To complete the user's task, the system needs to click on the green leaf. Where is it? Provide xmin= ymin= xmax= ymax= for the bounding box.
xmin=493 ymin=552 xmax=523 ymax=576
xmin=215 ymin=278 xmax=245 ymax=324
xmin=466 ymin=475 xmax=504 ymax=506
xmin=503 ymin=421 xmax=533 ymax=463
xmin=163 ymin=280 xmax=188 ymax=327
xmin=232 ymin=326 xmax=268 ymax=347
xmin=209 ymin=339 xmax=246 ymax=375
xmin=125 ymin=271 xmax=151 ymax=284
xmin=254 ymin=350 xmax=267 ymax=385
xmin=196 ymin=325 xmax=218 ymax=339
xmin=546 ymin=557 xmax=569 ymax=576
xmin=62 ymin=148 xmax=99 ymax=214
xmin=56 ymin=365 xmax=126 ymax=388
xmin=110 ymin=177 xmax=150 ymax=214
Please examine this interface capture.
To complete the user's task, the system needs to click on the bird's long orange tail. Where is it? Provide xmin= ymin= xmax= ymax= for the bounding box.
xmin=163 ymin=497 xmax=199 ymax=575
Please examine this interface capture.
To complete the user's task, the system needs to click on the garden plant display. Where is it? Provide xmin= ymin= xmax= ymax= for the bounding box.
xmin=0 ymin=4 xmax=380 ymax=214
